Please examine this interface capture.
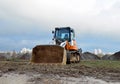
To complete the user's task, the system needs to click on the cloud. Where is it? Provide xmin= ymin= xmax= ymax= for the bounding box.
xmin=20 ymin=48 xmax=32 ymax=54
xmin=0 ymin=0 xmax=120 ymax=34
xmin=0 ymin=36 xmax=51 ymax=51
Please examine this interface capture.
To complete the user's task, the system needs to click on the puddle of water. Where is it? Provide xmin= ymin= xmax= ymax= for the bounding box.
xmin=0 ymin=73 xmax=119 ymax=84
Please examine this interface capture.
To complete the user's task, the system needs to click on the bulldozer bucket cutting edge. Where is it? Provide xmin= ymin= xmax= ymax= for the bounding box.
xmin=30 ymin=45 xmax=67 ymax=65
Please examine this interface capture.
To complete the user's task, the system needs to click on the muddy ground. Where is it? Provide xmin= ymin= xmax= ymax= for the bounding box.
xmin=0 ymin=61 xmax=120 ymax=84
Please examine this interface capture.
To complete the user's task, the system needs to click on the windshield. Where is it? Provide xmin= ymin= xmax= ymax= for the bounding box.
xmin=55 ymin=28 xmax=70 ymax=41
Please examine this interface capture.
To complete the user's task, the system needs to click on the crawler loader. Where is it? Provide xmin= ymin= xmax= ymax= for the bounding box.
xmin=31 ymin=27 xmax=82 ymax=65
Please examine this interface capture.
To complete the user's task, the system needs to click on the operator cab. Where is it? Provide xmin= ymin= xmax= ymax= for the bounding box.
xmin=53 ymin=27 xmax=75 ymax=45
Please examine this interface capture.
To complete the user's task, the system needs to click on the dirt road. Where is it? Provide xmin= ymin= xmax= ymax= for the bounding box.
xmin=0 ymin=61 xmax=120 ymax=84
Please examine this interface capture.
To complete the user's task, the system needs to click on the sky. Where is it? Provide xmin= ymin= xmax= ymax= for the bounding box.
xmin=0 ymin=0 xmax=120 ymax=53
